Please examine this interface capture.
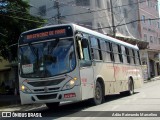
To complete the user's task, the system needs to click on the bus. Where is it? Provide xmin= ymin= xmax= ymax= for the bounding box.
xmin=18 ymin=23 xmax=143 ymax=109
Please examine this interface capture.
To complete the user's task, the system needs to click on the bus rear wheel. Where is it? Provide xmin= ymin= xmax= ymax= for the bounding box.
xmin=46 ymin=102 xmax=60 ymax=109
xmin=126 ymin=79 xmax=134 ymax=95
xmin=91 ymin=81 xmax=104 ymax=105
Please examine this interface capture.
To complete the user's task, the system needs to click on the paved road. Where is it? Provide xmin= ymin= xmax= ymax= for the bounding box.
xmin=1 ymin=80 xmax=160 ymax=120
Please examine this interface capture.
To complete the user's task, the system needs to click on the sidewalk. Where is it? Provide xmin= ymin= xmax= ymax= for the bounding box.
xmin=144 ymin=76 xmax=160 ymax=83
xmin=150 ymin=76 xmax=160 ymax=81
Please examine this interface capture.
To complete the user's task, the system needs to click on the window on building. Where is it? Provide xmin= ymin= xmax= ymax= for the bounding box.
xmin=123 ymin=8 xmax=128 ymax=18
xmin=131 ymin=22 xmax=135 ymax=28
xmin=144 ymin=34 xmax=147 ymax=41
xmin=39 ymin=5 xmax=46 ymax=16
xmin=146 ymin=0 xmax=150 ymax=6
xmin=148 ymin=19 xmax=152 ymax=25
xmin=155 ymin=5 xmax=158 ymax=11
xmin=150 ymin=36 xmax=153 ymax=43
xmin=75 ymin=0 xmax=90 ymax=6
xmin=158 ymin=22 xmax=160 ymax=28
xmin=142 ymin=15 xmax=145 ymax=23
xmin=128 ymin=0 xmax=133 ymax=7
xmin=107 ymin=1 xmax=111 ymax=12
xmin=139 ymin=0 xmax=145 ymax=2
xmin=154 ymin=37 xmax=157 ymax=44
xmin=96 ymin=0 xmax=100 ymax=8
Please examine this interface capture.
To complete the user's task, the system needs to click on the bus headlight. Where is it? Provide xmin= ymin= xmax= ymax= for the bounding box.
xmin=62 ymin=78 xmax=77 ymax=90
xmin=20 ymin=85 xmax=32 ymax=93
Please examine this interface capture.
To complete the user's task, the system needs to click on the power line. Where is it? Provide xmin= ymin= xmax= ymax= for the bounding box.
xmin=0 ymin=0 xmax=153 ymax=24
xmin=60 ymin=0 xmax=156 ymax=29
xmin=116 ymin=0 xmax=158 ymax=28
xmin=50 ymin=0 xmax=153 ymax=19
xmin=0 ymin=13 xmax=45 ymax=24
xmin=110 ymin=0 xmax=116 ymax=37
xmin=93 ymin=18 xmax=160 ymax=30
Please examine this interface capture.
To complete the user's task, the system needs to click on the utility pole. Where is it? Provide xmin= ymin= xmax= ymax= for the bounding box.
xmin=110 ymin=0 xmax=116 ymax=37
xmin=54 ymin=0 xmax=61 ymax=24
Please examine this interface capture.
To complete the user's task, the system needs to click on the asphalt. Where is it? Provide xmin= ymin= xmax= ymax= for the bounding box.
xmin=0 ymin=76 xmax=160 ymax=108
xmin=0 ymin=95 xmax=20 ymax=107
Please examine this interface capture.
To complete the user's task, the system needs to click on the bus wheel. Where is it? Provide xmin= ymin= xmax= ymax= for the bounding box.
xmin=46 ymin=102 xmax=60 ymax=109
xmin=91 ymin=81 xmax=104 ymax=105
xmin=127 ymin=79 xmax=134 ymax=95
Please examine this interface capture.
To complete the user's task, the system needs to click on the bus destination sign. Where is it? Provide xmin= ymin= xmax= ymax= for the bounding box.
xmin=26 ymin=29 xmax=66 ymax=40
xmin=20 ymin=26 xmax=73 ymax=44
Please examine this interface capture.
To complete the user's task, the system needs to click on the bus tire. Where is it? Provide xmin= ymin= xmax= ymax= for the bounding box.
xmin=126 ymin=78 xmax=134 ymax=95
xmin=91 ymin=81 xmax=104 ymax=105
xmin=46 ymin=102 xmax=60 ymax=109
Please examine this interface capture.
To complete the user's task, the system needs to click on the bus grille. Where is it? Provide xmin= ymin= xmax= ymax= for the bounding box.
xmin=36 ymin=94 xmax=57 ymax=100
xmin=28 ymin=78 xmax=64 ymax=87
xmin=34 ymin=87 xmax=60 ymax=93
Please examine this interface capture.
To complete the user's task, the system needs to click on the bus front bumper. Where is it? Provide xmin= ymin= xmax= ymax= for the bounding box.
xmin=20 ymin=85 xmax=81 ymax=105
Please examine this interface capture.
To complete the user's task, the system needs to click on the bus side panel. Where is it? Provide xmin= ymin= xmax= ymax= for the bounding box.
xmin=134 ymin=66 xmax=144 ymax=89
xmin=92 ymin=62 xmax=115 ymax=95
xmin=80 ymin=67 xmax=94 ymax=100
xmin=114 ymin=64 xmax=128 ymax=93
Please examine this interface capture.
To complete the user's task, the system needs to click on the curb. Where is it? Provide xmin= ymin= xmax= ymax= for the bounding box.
xmin=144 ymin=76 xmax=160 ymax=83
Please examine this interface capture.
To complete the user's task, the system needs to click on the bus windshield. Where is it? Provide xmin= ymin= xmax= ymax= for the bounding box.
xmin=19 ymin=38 xmax=76 ymax=78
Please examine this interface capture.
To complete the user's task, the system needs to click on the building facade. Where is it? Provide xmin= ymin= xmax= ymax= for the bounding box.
xmin=29 ymin=0 xmax=140 ymax=38
xmin=29 ymin=0 xmax=160 ymax=79
xmin=0 ymin=58 xmax=18 ymax=94
xmin=138 ymin=0 xmax=160 ymax=78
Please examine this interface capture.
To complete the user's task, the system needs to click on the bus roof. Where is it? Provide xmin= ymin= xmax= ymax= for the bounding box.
xmin=22 ymin=23 xmax=139 ymax=50
xmin=72 ymin=24 xmax=139 ymax=50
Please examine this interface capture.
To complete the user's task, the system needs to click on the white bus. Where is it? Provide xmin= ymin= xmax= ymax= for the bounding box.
xmin=18 ymin=24 xmax=143 ymax=109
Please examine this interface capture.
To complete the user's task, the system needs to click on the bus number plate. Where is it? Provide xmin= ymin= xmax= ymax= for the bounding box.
xmin=64 ymin=93 xmax=76 ymax=98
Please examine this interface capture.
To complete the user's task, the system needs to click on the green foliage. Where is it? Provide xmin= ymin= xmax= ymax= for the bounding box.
xmin=0 ymin=0 xmax=45 ymax=61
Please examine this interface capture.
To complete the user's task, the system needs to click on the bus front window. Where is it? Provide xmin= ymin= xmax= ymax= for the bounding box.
xmin=19 ymin=38 xmax=76 ymax=78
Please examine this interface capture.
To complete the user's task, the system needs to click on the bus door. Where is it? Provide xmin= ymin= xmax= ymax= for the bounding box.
xmin=77 ymin=34 xmax=94 ymax=100
xmin=80 ymin=63 xmax=94 ymax=100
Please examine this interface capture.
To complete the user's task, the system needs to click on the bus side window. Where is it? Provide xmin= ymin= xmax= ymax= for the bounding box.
xmin=125 ymin=47 xmax=130 ymax=64
xmin=132 ymin=49 xmax=136 ymax=64
xmin=129 ymin=49 xmax=134 ymax=65
xmin=90 ymin=36 xmax=101 ymax=60
xmin=121 ymin=46 xmax=127 ymax=64
xmin=135 ymin=50 xmax=141 ymax=65
xmin=100 ymin=40 xmax=112 ymax=62
xmin=112 ymin=43 xmax=121 ymax=63
xmin=110 ymin=43 xmax=115 ymax=62
xmin=118 ymin=45 xmax=123 ymax=63
xmin=137 ymin=51 xmax=141 ymax=65
xmin=80 ymin=33 xmax=92 ymax=67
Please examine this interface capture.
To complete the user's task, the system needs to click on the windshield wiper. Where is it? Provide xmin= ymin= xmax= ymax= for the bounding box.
xmin=28 ymin=43 xmax=40 ymax=71
xmin=28 ymin=43 xmax=38 ymax=58
xmin=48 ymin=39 xmax=59 ymax=54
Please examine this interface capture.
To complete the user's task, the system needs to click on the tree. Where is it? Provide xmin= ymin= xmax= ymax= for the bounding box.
xmin=0 ymin=0 xmax=45 ymax=61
